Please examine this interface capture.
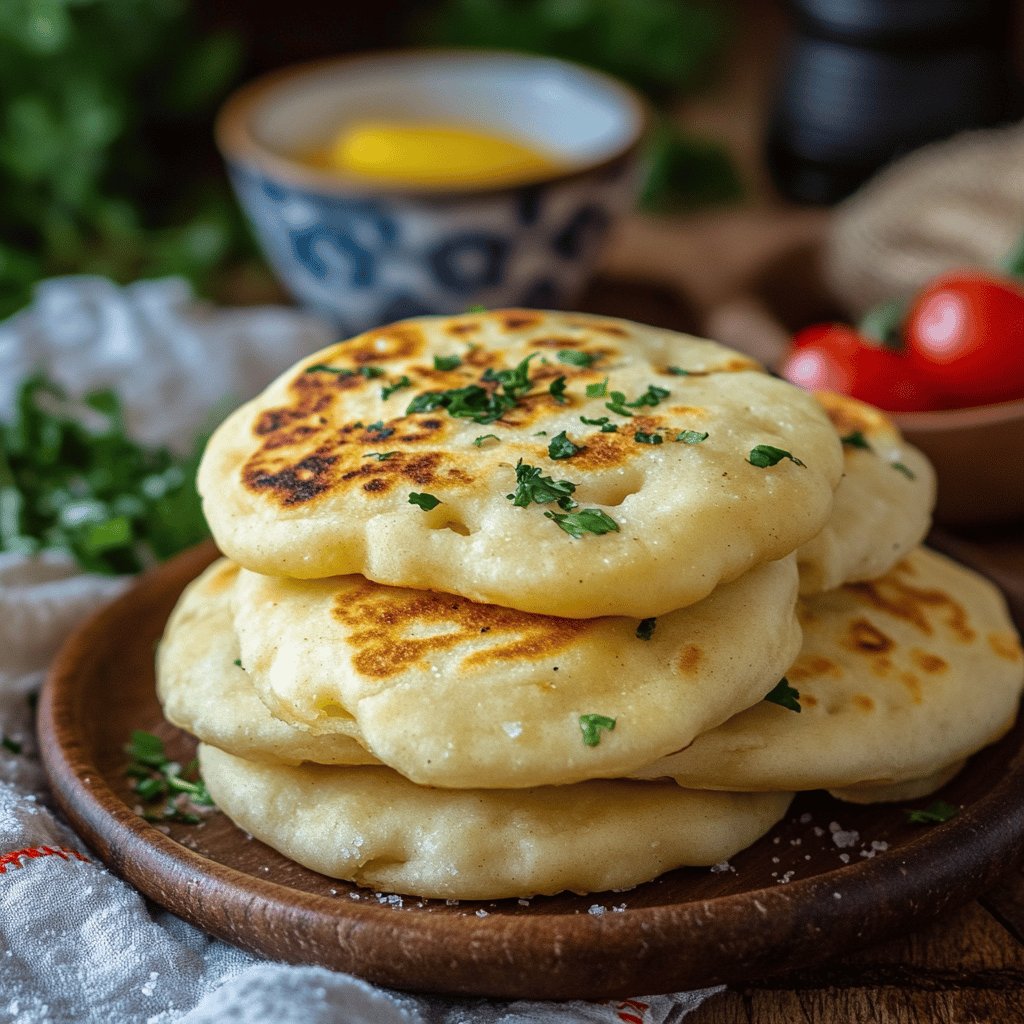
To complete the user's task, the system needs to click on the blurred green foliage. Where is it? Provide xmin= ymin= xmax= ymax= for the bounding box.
xmin=0 ymin=376 xmax=209 ymax=574
xmin=426 ymin=0 xmax=744 ymax=212
xmin=428 ymin=0 xmax=728 ymax=95
xmin=0 ymin=0 xmax=249 ymax=319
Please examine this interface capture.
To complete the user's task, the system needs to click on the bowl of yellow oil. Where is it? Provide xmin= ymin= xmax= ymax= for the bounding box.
xmin=216 ymin=50 xmax=648 ymax=333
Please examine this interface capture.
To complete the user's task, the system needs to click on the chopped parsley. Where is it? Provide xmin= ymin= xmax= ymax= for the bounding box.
xmin=548 ymin=376 xmax=568 ymax=403
xmin=667 ymin=366 xmax=692 ymax=376
xmin=465 ymin=304 xmax=487 ymax=313
xmin=634 ymin=431 xmax=663 ymax=445
xmin=409 ymin=354 xmax=538 ymax=424
xmin=408 ymin=492 xmax=441 ymax=511
xmin=544 ymin=508 xmax=619 ymax=538
xmin=0 ymin=376 xmax=209 ymax=574
xmin=763 ymin=677 xmax=801 ymax=712
xmin=547 ymin=431 xmax=581 ymax=460
xmin=232 ymin=659 xmax=243 ymax=669
xmin=579 ymin=713 xmax=616 ymax=747
xmin=363 ymin=452 xmax=399 ymax=461
xmin=605 ymin=391 xmax=634 ymax=417
xmin=586 ymin=378 xmax=609 ymax=398
xmin=473 ymin=434 xmax=500 ymax=447
xmin=2 ymin=735 xmax=22 ymax=754
xmin=891 ymin=461 xmax=916 ymax=480
xmin=364 ymin=421 xmax=395 ymax=439
xmin=305 ymin=364 xmax=384 ymax=379
xmin=580 ymin=415 xmax=618 ymax=432
xmin=630 ymin=384 xmax=671 ymax=408
xmin=907 ymin=800 xmax=958 ymax=825
xmin=840 ymin=430 xmax=871 ymax=450
xmin=676 ymin=430 xmax=708 ymax=445
xmin=380 ymin=376 xmax=412 ymax=401
xmin=636 ymin=618 xmax=656 ymax=641
xmin=124 ymin=730 xmax=214 ymax=825
xmin=606 ymin=384 xmax=670 ymax=418
xmin=433 ymin=354 xmax=462 ymax=371
xmin=557 ymin=350 xmax=598 ymax=367
xmin=506 ymin=461 xmax=577 ymax=510
xmin=748 ymin=445 xmax=805 ymax=469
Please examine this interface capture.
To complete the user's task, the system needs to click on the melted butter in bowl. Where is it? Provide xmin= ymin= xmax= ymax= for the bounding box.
xmin=310 ymin=120 xmax=566 ymax=189
xmin=216 ymin=50 xmax=647 ymax=332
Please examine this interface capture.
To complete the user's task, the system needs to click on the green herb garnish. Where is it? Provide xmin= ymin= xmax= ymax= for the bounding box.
xmin=363 ymin=452 xmax=399 ymax=461
xmin=549 ymin=376 xmax=568 ymax=403
xmin=667 ymin=366 xmax=692 ymax=376
xmin=506 ymin=461 xmax=577 ymax=510
xmin=840 ymin=430 xmax=871 ymax=450
xmin=676 ymin=430 xmax=708 ymax=445
xmin=232 ymin=659 xmax=243 ymax=669
xmin=763 ymin=677 xmax=801 ymax=712
xmin=544 ymin=508 xmax=619 ymax=538
xmin=634 ymin=431 xmax=663 ymax=445
xmin=0 ymin=376 xmax=208 ymax=574
xmin=635 ymin=618 xmax=656 ymax=641
xmin=557 ymin=350 xmax=597 ymax=367
xmin=580 ymin=416 xmax=618 ymax=432
xmin=364 ymin=421 xmax=395 ymax=439
xmin=907 ymin=800 xmax=958 ymax=825
xmin=748 ymin=445 xmax=805 ymax=469
xmin=2 ymin=736 xmax=22 ymax=754
xmin=891 ymin=461 xmax=916 ymax=480
xmin=579 ymin=714 xmax=616 ymax=747
xmin=606 ymin=384 xmax=671 ymax=417
xmin=381 ymin=376 xmax=412 ymax=400
xmin=465 ymin=304 xmax=487 ymax=313
xmin=547 ymin=431 xmax=581 ymax=460
xmin=306 ymin=364 xmax=384 ymax=379
xmin=433 ymin=355 xmax=462 ymax=371
xmin=586 ymin=378 xmax=609 ymax=398
xmin=410 ymin=354 xmax=538 ymax=424
xmin=408 ymin=492 xmax=441 ymax=511
xmin=627 ymin=384 xmax=671 ymax=408
xmin=473 ymin=434 xmax=500 ymax=447
xmin=124 ymin=730 xmax=213 ymax=825
xmin=605 ymin=391 xmax=634 ymax=417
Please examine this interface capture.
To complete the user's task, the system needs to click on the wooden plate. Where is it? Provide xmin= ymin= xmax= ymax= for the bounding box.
xmin=38 ymin=541 xmax=1024 ymax=1000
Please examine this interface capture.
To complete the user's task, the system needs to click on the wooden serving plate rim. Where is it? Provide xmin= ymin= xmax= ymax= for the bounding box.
xmin=38 ymin=541 xmax=1024 ymax=1000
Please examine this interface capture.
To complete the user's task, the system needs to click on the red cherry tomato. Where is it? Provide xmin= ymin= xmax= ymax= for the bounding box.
xmin=782 ymin=324 xmax=938 ymax=412
xmin=904 ymin=272 xmax=1024 ymax=407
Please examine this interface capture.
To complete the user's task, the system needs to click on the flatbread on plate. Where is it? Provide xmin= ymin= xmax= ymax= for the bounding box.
xmin=199 ymin=743 xmax=792 ymax=899
xmin=199 ymin=310 xmax=842 ymax=617
xmin=230 ymin=553 xmax=802 ymax=789
xmin=157 ymin=559 xmax=377 ymax=767
xmin=796 ymin=392 xmax=935 ymax=594
xmin=630 ymin=548 xmax=1024 ymax=793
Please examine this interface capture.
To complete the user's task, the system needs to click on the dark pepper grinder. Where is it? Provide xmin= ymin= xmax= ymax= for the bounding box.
xmin=766 ymin=0 xmax=1021 ymax=205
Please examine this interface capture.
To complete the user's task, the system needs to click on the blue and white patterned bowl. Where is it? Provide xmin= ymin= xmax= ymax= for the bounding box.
xmin=216 ymin=50 xmax=648 ymax=334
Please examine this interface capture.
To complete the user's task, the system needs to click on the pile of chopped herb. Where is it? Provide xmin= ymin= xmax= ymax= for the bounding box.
xmin=0 ymin=376 xmax=209 ymax=574
xmin=124 ymin=730 xmax=213 ymax=825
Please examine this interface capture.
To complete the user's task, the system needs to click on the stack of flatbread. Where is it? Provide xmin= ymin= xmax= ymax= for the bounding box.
xmin=157 ymin=311 xmax=1024 ymax=900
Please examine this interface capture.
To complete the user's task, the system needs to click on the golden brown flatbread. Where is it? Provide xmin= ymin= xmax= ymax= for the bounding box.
xmin=198 ymin=311 xmax=842 ymax=617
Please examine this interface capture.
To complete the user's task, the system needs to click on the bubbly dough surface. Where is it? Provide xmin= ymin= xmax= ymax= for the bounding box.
xmin=796 ymin=393 xmax=935 ymax=594
xmin=199 ymin=310 xmax=843 ymax=617
xmin=199 ymin=744 xmax=792 ymax=899
xmin=231 ymin=554 xmax=802 ymax=789
xmin=631 ymin=548 xmax=1024 ymax=792
xmin=157 ymin=560 xmax=378 ymax=766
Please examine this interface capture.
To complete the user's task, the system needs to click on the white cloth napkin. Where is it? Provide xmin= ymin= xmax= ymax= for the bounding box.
xmin=0 ymin=277 xmax=721 ymax=1023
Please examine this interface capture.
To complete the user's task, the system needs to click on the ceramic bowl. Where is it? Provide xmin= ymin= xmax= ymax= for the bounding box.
xmin=216 ymin=50 xmax=647 ymax=334
xmin=891 ymin=398 xmax=1024 ymax=527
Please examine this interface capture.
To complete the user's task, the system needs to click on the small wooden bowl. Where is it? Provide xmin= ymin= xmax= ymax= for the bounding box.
xmin=705 ymin=241 xmax=1024 ymax=527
